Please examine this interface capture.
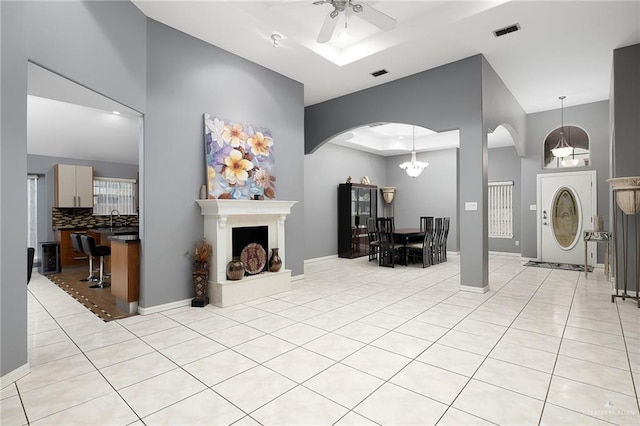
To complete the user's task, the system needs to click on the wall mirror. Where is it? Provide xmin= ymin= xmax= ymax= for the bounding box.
xmin=543 ymin=125 xmax=589 ymax=169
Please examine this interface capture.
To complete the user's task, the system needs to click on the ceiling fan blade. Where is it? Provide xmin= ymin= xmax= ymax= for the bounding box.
xmin=317 ymin=13 xmax=339 ymax=43
xmin=358 ymin=3 xmax=396 ymax=31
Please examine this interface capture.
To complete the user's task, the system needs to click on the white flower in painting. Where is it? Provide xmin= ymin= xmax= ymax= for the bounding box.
xmin=223 ymin=149 xmax=253 ymax=185
xmin=205 ymin=116 xmax=225 ymax=148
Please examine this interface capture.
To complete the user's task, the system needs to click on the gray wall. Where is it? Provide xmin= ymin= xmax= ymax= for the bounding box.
xmin=612 ymin=44 xmax=640 ymax=290
xmin=27 ymin=154 xmax=139 ymax=243
xmin=304 ymin=143 xmax=386 ymax=260
xmin=488 ymin=146 xmax=521 ymax=253
xmin=1 ymin=0 xmax=147 ymax=378
xmin=386 ymin=148 xmax=459 ymax=251
xmin=305 ymin=55 xmax=524 ymax=290
xmin=143 ymin=19 xmax=304 ymax=308
xmin=521 ymin=101 xmax=611 ymax=261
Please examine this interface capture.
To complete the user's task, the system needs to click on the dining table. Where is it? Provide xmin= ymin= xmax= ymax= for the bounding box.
xmin=392 ymin=228 xmax=425 ymax=265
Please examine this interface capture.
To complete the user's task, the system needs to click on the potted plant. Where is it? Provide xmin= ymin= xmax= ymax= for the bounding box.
xmin=186 ymin=238 xmax=213 ymax=307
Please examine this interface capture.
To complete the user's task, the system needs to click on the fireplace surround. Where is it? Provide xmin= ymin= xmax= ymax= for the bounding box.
xmin=196 ymin=199 xmax=297 ymax=307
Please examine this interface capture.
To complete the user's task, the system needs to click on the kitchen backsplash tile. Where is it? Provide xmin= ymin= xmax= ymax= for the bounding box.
xmin=52 ymin=208 xmax=139 ymax=229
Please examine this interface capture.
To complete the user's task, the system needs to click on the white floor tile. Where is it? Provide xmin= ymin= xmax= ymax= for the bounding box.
xmin=436 ymin=407 xmax=495 ymax=425
xmin=264 ymin=347 xmax=334 ymax=383
xmin=84 ymin=338 xmax=154 ymax=369
xmin=142 ymin=389 xmax=244 ymax=426
xmin=304 ymin=363 xmax=383 ymax=409
xmin=416 ymin=343 xmax=485 ymax=377
xmin=371 ymin=330 xmax=433 ymax=358
xmin=118 ymin=368 xmax=207 ymax=418
xmin=452 ymin=379 xmax=544 ymax=425
xmin=16 ymin=353 xmax=95 ymax=394
xmin=232 ymin=334 xmax=296 ymax=363
xmin=182 ymin=349 xmax=257 ymax=387
xmin=271 ymin=322 xmax=327 ymax=345
xmin=100 ymin=351 xmax=177 ymax=390
xmin=390 ymin=360 xmax=469 ymax=405
xmin=0 ymin=394 xmax=28 ymax=426
xmin=540 ymin=403 xmax=612 ymax=425
xmin=334 ymin=321 xmax=389 ymax=344
xmin=31 ymin=392 xmax=138 ymax=426
xmin=342 ymin=345 xmax=411 ymax=380
xmin=354 ymin=382 xmax=448 ymax=425
xmin=212 ymin=365 xmax=296 ymax=413
xmin=546 ymin=376 xmax=640 ymax=424
xmin=303 ymin=332 xmax=365 ymax=361
xmin=251 ymin=385 xmax=348 ymax=425
xmin=473 ymin=357 xmax=551 ymax=400
xmin=554 ymin=355 xmax=636 ymax=396
xmin=489 ymin=340 xmax=558 ymax=373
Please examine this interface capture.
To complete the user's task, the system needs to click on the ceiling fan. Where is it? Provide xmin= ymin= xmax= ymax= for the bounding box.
xmin=312 ymin=0 xmax=397 ymax=43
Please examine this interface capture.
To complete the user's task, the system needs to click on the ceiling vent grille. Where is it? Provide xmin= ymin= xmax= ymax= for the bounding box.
xmin=493 ymin=23 xmax=521 ymax=37
xmin=370 ymin=69 xmax=388 ymax=77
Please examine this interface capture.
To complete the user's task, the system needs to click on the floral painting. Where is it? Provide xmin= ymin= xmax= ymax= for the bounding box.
xmin=203 ymin=113 xmax=276 ymax=200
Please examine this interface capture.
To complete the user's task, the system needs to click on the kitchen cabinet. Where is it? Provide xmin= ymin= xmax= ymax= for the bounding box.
xmin=56 ymin=229 xmax=88 ymax=268
xmin=55 ymin=164 xmax=94 ymax=208
xmin=338 ymin=183 xmax=377 ymax=258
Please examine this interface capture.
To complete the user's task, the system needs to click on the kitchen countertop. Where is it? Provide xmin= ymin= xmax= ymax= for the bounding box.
xmin=109 ymin=234 xmax=140 ymax=243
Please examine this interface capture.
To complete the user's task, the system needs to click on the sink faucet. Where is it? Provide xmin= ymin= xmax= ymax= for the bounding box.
xmin=110 ymin=209 xmax=121 ymax=228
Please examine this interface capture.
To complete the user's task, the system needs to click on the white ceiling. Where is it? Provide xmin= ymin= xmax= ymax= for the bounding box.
xmin=27 ymin=1 xmax=640 ymax=162
xmin=132 ymin=0 xmax=640 ymax=112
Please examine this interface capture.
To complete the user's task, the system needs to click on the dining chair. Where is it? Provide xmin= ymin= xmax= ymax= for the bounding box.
xmin=377 ymin=228 xmax=402 ymax=268
xmin=367 ymin=217 xmax=379 ymax=262
xmin=433 ymin=218 xmax=444 ymax=264
xmin=407 ymin=229 xmax=433 ymax=268
xmin=420 ymin=216 xmax=434 ymax=233
xmin=440 ymin=217 xmax=450 ymax=262
xmin=377 ymin=217 xmax=394 ymax=233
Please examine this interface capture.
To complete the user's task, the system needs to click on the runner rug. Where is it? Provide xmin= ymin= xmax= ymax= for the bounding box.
xmin=524 ymin=260 xmax=592 ymax=272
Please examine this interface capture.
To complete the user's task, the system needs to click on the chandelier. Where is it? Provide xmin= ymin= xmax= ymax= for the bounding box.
xmin=551 ymin=95 xmax=574 ymax=158
xmin=399 ymin=126 xmax=429 ymax=177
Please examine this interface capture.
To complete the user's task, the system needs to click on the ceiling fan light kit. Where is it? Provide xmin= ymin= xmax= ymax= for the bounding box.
xmin=314 ymin=0 xmax=396 ymax=44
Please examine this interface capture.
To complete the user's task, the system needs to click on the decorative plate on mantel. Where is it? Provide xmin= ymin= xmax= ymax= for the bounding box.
xmin=240 ymin=243 xmax=267 ymax=275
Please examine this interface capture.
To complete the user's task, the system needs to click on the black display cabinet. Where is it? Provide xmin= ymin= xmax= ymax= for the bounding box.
xmin=338 ymin=183 xmax=377 ymax=258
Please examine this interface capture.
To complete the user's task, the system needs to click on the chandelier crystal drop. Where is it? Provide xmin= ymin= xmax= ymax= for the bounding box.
xmin=551 ymin=95 xmax=574 ymax=158
xmin=399 ymin=126 xmax=429 ymax=177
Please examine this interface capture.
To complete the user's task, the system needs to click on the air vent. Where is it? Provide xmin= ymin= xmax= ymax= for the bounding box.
xmin=370 ymin=69 xmax=388 ymax=77
xmin=493 ymin=23 xmax=521 ymax=37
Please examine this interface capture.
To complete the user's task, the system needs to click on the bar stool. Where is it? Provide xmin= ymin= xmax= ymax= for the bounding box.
xmin=70 ymin=233 xmax=95 ymax=282
xmin=80 ymin=235 xmax=111 ymax=288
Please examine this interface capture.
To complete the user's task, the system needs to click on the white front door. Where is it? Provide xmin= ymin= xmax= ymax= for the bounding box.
xmin=537 ymin=171 xmax=596 ymax=266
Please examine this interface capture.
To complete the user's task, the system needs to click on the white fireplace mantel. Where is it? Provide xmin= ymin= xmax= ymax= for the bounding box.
xmin=196 ymin=199 xmax=297 ymax=307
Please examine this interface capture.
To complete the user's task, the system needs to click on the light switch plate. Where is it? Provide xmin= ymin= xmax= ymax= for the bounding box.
xmin=529 ymin=204 xmax=537 ymax=211
xmin=465 ymin=202 xmax=478 ymax=211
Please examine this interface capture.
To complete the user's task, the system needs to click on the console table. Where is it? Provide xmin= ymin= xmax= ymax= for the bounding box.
xmin=583 ymin=231 xmax=610 ymax=278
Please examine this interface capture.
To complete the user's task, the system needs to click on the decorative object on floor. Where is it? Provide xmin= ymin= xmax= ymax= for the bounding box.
xmin=524 ymin=260 xmax=592 ymax=272
xmin=608 ymin=176 xmax=639 ymax=308
xmin=203 ymin=114 xmax=276 ymax=200
xmin=186 ymin=237 xmax=213 ymax=307
xmin=226 ymin=257 xmax=245 ymax=280
xmin=551 ymin=96 xmax=573 ymax=158
xmin=45 ymin=268 xmax=132 ymax=322
xmin=583 ymin=231 xmax=610 ymax=278
xmin=361 ymin=176 xmax=371 ymax=185
xmin=607 ymin=176 xmax=640 ymax=215
xmin=399 ymin=126 xmax=428 ymax=177
xmin=241 ymin=242 xmax=267 ymax=274
xmin=268 ymin=248 xmax=282 ymax=272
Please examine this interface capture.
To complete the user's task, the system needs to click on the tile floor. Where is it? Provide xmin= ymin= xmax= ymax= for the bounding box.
xmin=2 ymin=254 xmax=639 ymax=425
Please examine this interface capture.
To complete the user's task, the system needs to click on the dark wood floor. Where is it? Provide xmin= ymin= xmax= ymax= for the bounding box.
xmin=43 ymin=267 xmax=134 ymax=322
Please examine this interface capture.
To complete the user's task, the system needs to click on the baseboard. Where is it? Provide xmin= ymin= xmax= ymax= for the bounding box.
xmin=137 ymin=298 xmax=192 ymax=315
xmin=0 ymin=363 xmax=30 ymax=389
xmin=460 ymin=284 xmax=489 ymax=294
xmin=304 ymin=254 xmax=338 ymax=264
xmin=291 ymin=274 xmax=305 ymax=282
xmin=489 ymin=251 xmax=521 ymax=257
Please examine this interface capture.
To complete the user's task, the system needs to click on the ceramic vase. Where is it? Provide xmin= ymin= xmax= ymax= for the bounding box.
xmin=268 ymin=248 xmax=282 ymax=272
xmin=226 ymin=257 xmax=244 ymax=280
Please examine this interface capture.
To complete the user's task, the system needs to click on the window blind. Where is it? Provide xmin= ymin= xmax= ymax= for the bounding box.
xmin=93 ymin=177 xmax=137 ymax=216
xmin=488 ymin=181 xmax=514 ymax=238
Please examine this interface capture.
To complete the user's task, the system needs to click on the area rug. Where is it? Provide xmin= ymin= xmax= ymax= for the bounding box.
xmin=45 ymin=268 xmax=132 ymax=322
xmin=524 ymin=260 xmax=592 ymax=272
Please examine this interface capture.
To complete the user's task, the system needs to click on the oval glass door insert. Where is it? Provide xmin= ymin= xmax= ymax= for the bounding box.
xmin=552 ymin=187 xmax=580 ymax=249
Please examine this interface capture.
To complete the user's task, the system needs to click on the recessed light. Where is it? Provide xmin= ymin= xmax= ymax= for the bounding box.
xmin=112 ymin=111 xmax=121 ymax=115
xmin=338 ymin=31 xmax=350 ymax=40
